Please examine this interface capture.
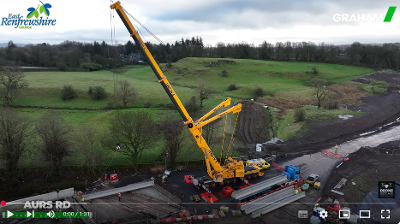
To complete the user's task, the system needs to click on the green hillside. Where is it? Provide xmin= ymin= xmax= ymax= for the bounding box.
xmin=6 ymin=57 xmax=373 ymax=168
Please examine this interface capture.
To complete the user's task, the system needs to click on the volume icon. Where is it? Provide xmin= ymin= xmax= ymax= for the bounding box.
xmin=46 ymin=210 xmax=55 ymax=218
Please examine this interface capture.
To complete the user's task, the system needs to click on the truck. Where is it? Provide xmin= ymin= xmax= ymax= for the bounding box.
xmin=246 ymin=158 xmax=270 ymax=170
xmin=282 ymin=164 xmax=301 ymax=181
xmin=110 ymin=1 xmax=264 ymax=192
xmin=232 ymin=164 xmax=303 ymax=204
xmin=306 ymin=174 xmax=320 ymax=185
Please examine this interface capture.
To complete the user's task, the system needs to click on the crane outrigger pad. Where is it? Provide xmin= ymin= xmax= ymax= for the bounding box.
xmin=239 ymin=183 xmax=254 ymax=189
xmin=184 ymin=175 xmax=193 ymax=184
xmin=200 ymin=192 xmax=219 ymax=203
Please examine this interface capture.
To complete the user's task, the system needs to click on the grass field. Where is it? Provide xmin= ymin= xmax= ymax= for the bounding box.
xmin=15 ymin=107 xmax=239 ymax=168
xmin=164 ymin=58 xmax=372 ymax=101
xmin=7 ymin=57 xmax=374 ymax=168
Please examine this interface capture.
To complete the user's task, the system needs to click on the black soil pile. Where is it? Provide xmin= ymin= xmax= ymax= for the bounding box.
xmin=236 ymin=101 xmax=270 ymax=144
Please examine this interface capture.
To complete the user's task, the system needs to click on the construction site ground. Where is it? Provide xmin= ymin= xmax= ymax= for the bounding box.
xmin=322 ymin=145 xmax=400 ymax=223
xmin=3 ymin=72 xmax=400 ymax=224
xmin=256 ymin=91 xmax=400 ymax=157
xmin=157 ymin=163 xmax=321 ymax=224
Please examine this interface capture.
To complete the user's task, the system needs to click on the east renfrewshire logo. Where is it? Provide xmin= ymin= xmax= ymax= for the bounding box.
xmin=1 ymin=1 xmax=56 ymax=29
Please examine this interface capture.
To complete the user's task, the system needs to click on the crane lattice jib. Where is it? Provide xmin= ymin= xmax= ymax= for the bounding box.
xmin=110 ymin=1 xmax=243 ymax=182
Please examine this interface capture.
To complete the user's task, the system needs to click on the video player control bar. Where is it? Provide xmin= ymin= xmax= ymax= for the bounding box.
xmin=3 ymin=210 xmax=92 ymax=219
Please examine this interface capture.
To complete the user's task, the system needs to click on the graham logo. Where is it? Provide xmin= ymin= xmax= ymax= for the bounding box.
xmin=378 ymin=181 xmax=395 ymax=198
xmin=1 ymin=0 xmax=56 ymax=29
xmin=333 ymin=6 xmax=397 ymax=22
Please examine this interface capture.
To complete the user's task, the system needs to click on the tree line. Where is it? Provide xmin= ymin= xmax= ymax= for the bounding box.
xmin=0 ymin=107 xmax=225 ymax=179
xmin=1 ymin=37 xmax=399 ymax=71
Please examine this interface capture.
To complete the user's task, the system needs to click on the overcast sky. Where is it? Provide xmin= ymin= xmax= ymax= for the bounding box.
xmin=0 ymin=0 xmax=399 ymax=46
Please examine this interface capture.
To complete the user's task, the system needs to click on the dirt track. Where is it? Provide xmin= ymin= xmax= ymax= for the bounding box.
xmin=234 ymin=72 xmax=400 ymax=154
xmin=365 ymin=72 xmax=400 ymax=86
xmin=236 ymin=101 xmax=269 ymax=144
xmin=281 ymin=91 xmax=400 ymax=154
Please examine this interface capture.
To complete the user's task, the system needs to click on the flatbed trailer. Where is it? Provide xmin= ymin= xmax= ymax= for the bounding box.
xmin=231 ymin=174 xmax=288 ymax=202
xmin=236 ymin=162 xmax=304 ymax=207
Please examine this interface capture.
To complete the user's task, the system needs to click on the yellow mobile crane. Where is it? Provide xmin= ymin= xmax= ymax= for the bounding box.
xmin=110 ymin=1 xmax=263 ymax=190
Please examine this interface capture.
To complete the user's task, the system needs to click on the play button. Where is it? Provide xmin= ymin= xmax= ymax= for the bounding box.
xmin=27 ymin=211 xmax=31 ymax=217
xmin=7 ymin=210 xmax=13 ymax=218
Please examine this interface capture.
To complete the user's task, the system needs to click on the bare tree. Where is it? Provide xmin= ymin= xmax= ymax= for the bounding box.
xmin=116 ymin=80 xmax=138 ymax=107
xmin=105 ymin=111 xmax=156 ymax=166
xmin=197 ymin=81 xmax=216 ymax=107
xmin=308 ymin=78 xmax=331 ymax=109
xmin=36 ymin=111 xmax=72 ymax=174
xmin=0 ymin=66 xmax=28 ymax=106
xmin=158 ymin=119 xmax=187 ymax=169
xmin=74 ymin=125 xmax=103 ymax=175
xmin=315 ymin=86 xmax=328 ymax=109
xmin=0 ymin=108 xmax=31 ymax=174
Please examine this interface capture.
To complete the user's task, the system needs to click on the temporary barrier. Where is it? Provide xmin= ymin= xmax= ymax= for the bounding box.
xmin=110 ymin=173 xmax=118 ymax=183
xmin=322 ymin=150 xmax=343 ymax=158
xmin=220 ymin=206 xmax=229 ymax=213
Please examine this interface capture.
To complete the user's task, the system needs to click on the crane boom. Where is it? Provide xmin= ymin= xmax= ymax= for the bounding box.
xmin=110 ymin=1 xmax=261 ymax=184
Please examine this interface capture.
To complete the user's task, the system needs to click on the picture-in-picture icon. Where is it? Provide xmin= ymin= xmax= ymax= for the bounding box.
xmin=339 ymin=210 xmax=350 ymax=219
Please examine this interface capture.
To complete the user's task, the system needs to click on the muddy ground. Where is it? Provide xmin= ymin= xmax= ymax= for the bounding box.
xmin=236 ymin=101 xmax=270 ymax=144
xmin=365 ymin=71 xmax=400 ymax=86
xmin=322 ymin=144 xmax=400 ymax=223
xmin=235 ymin=71 xmax=400 ymax=157
xmin=270 ymin=91 xmax=400 ymax=155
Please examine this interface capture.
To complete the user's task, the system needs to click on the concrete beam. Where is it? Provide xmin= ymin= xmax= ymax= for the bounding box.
xmin=84 ymin=181 xmax=154 ymax=200
xmin=231 ymin=175 xmax=288 ymax=200
xmin=251 ymin=192 xmax=306 ymax=218
xmin=241 ymin=187 xmax=295 ymax=214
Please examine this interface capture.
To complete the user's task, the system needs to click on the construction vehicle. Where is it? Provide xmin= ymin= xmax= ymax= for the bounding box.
xmin=236 ymin=163 xmax=305 ymax=218
xmin=313 ymin=181 xmax=321 ymax=190
xmin=110 ymin=1 xmax=263 ymax=192
xmin=233 ymin=163 xmax=304 ymax=205
xmin=282 ymin=165 xmax=301 ymax=181
xmin=306 ymin=174 xmax=320 ymax=185
xmin=246 ymin=158 xmax=270 ymax=170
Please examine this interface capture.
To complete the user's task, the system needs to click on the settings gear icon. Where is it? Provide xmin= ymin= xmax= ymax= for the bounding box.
xmin=317 ymin=209 xmax=328 ymax=220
